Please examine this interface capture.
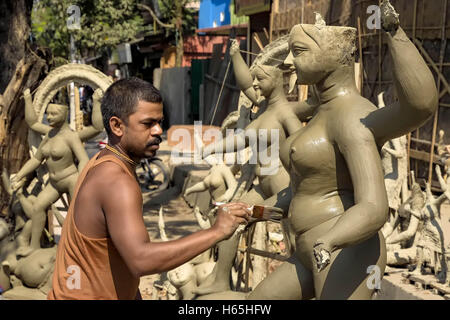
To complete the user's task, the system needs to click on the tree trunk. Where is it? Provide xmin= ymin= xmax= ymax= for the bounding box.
xmin=0 ymin=0 xmax=49 ymax=215
xmin=0 ymin=0 xmax=34 ymax=92
xmin=175 ymin=1 xmax=183 ymax=68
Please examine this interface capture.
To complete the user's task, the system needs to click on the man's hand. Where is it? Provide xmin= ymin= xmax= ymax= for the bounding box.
xmin=212 ymin=202 xmax=251 ymax=241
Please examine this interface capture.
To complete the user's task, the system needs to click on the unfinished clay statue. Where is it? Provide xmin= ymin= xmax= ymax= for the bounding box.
xmin=184 ymin=162 xmax=238 ymax=204
xmin=385 ymin=182 xmax=424 ymax=266
xmin=6 ymin=64 xmax=111 ymax=257
xmin=2 ymin=247 xmax=56 ymax=300
xmin=437 ymin=130 xmax=450 ymax=171
xmin=410 ymin=181 xmax=446 ymax=280
xmin=378 ymin=92 xmax=409 ymax=213
xmin=197 ymin=38 xmax=304 ymax=295
xmin=166 ymin=261 xmax=216 ymax=300
xmin=380 ymin=87 xmax=409 ymax=240
xmin=436 ymin=164 xmax=450 ymax=200
xmin=10 ymin=99 xmax=89 ymax=256
xmin=0 ymin=170 xmax=59 ymax=299
xmin=219 ymin=0 xmax=436 ymax=300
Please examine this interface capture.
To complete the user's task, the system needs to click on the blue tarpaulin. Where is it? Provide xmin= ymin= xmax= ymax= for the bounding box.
xmin=198 ymin=0 xmax=231 ymax=29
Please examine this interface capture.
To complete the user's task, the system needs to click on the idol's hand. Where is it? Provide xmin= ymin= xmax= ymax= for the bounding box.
xmin=230 ymin=39 xmax=240 ymax=57
xmin=380 ymin=0 xmax=399 ymax=33
xmin=313 ymin=239 xmax=332 ymax=272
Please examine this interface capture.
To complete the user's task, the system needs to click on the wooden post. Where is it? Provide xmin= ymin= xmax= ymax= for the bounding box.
xmin=407 ymin=132 xmax=412 ymax=187
xmin=378 ymin=0 xmax=382 ymax=97
xmin=427 ymin=0 xmax=447 ymax=184
xmin=74 ymin=85 xmax=83 ymax=132
xmin=269 ymin=0 xmax=278 ymax=42
xmin=357 ymin=17 xmax=364 ymax=94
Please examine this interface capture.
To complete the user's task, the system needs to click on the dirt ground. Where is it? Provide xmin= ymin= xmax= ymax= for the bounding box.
xmin=138 ymin=186 xmax=202 ymax=300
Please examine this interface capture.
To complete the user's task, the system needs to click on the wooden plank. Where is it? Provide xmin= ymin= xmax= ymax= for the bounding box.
xmin=409 ymin=149 xmax=441 ymax=164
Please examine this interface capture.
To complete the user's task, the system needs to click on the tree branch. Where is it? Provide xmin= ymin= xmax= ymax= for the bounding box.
xmin=137 ymin=3 xmax=174 ymax=29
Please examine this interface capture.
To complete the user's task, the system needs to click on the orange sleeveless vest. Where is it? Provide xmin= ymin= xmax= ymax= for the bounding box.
xmin=47 ymin=152 xmax=140 ymax=300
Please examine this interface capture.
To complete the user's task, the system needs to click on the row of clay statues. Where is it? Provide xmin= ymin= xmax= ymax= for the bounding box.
xmin=384 ymin=166 xmax=450 ymax=284
xmin=178 ymin=1 xmax=442 ymax=300
xmin=0 ymin=0 xmax=446 ymax=300
xmin=0 ymin=67 xmax=108 ymax=298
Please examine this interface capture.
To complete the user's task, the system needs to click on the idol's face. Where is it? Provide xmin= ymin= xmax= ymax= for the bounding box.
xmin=286 ymin=25 xmax=337 ymax=85
xmin=251 ymin=67 xmax=276 ymax=98
xmin=47 ymin=104 xmax=68 ymax=127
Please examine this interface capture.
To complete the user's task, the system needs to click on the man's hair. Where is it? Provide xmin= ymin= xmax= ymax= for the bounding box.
xmin=101 ymin=77 xmax=162 ymax=136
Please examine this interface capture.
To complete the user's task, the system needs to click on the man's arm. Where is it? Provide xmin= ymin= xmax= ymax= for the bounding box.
xmin=100 ymin=169 xmax=250 ymax=278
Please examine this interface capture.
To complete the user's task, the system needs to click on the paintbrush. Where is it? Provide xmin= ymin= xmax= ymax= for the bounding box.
xmin=213 ymin=202 xmax=286 ymax=223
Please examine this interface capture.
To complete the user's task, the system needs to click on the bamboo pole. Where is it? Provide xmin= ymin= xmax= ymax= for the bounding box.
xmin=409 ymin=0 xmax=418 ymax=187
xmin=357 ymin=17 xmax=364 ymax=93
xmin=427 ymin=0 xmax=447 ymax=184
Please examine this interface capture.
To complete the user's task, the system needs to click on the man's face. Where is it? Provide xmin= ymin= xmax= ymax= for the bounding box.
xmin=122 ymin=100 xmax=163 ymax=160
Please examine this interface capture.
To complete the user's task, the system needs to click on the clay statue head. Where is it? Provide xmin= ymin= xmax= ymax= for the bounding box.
xmin=46 ymin=103 xmax=68 ymax=127
xmin=251 ymin=65 xmax=283 ymax=99
xmin=167 ymin=263 xmax=195 ymax=288
xmin=285 ymin=14 xmax=357 ymax=85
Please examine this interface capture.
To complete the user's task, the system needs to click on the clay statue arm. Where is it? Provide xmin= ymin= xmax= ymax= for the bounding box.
xmin=281 ymin=113 xmax=303 ymax=136
xmin=289 ymin=86 xmax=319 ymax=122
xmin=68 ymin=133 xmax=89 ymax=173
xmin=426 ymin=181 xmax=447 ymax=206
xmin=314 ymin=119 xmax=389 ymax=262
xmin=386 ymin=214 xmax=420 ymax=244
xmin=363 ymin=26 xmax=438 ymax=145
xmin=78 ymin=89 xmax=104 ymax=142
xmin=12 ymin=141 xmax=45 ymax=188
xmin=100 ymin=170 xmax=250 ymax=277
xmin=230 ymin=39 xmax=260 ymax=105
xmin=382 ymin=145 xmax=404 ymax=159
xmin=184 ymin=181 xmax=208 ymax=196
xmin=382 ymin=210 xmax=399 ymax=238
xmin=23 ymin=89 xmax=51 ymax=135
xmin=433 ymin=193 xmax=448 ymax=207
xmin=230 ymin=163 xmax=241 ymax=176
xmin=1 ymin=169 xmax=12 ymax=195
xmin=203 ymin=129 xmax=249 ymax=157
xmin=215 ymin=167 xmax=238 ymax=203
xmin=435 ymin=165 xmax=447 ymax=192
xmin=261 ymin=187 xmax=292 ymax=212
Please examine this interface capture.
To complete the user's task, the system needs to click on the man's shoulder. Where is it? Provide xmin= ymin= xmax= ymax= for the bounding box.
xmin=85 ymin=160 xmax=140 ymax=199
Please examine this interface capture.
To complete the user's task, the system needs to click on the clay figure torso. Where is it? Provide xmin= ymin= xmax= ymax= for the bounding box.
xmin=41 ymin=129 xmax=79 ymax=182
xmin=280 ymin=95 xmax=382 ymax=269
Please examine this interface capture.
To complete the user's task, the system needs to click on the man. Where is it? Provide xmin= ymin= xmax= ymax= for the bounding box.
xmin=48 ymin=78 xmax=251 ymax=300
